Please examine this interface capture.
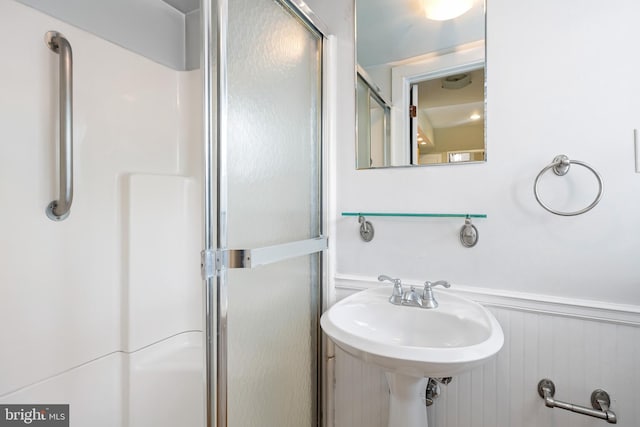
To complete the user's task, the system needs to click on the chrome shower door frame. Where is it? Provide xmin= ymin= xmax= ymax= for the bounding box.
xmin=201 ymin=1 xmax=330 ymax=426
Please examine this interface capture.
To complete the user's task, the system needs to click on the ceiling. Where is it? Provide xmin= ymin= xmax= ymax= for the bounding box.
xmin=357 ymin=0 xmax=485 ymax=67
xmin=162 ymin=0 xmax=199 ymax=14
xmin=418 ymin=67 xmax=484 ymax=128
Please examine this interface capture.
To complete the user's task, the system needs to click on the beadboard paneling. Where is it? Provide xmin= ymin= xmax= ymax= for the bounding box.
xmin=332 ymin=292 xmax=640 ymax=427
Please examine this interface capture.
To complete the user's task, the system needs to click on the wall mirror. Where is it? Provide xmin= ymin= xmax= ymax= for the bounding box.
xmin=355 ymin=0 xmax=486 ymax=169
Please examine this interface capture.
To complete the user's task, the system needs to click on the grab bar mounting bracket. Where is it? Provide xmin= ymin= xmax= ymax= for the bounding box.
xmin=537 ymin=378 xmax=555 ymax=404
xmin=46 ymin=201 xmax=70 ymax=221
xmin=591 ymin=389 xmax=612 ymax=413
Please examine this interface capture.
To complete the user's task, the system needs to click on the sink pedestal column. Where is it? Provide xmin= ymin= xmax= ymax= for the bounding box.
xmin=385 ymin=372 xmax=429 ymax=427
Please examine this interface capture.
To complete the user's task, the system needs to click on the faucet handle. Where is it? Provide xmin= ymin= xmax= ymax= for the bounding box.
xmin=379 ymin=275 xmax=403 ymax=304
xmin=421 ymin=280 xmax=450 ymax=309
xmin=423 ymin=280 xmax=450 ymax=291
xmin=378 ymin=275 xmax=401 ymax=286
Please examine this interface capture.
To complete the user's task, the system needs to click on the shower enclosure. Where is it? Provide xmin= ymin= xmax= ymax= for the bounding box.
xmin=202 ymin=0 xmax=328 ymax=426
xmin=0 ymin=0 xmax=328 ymax=426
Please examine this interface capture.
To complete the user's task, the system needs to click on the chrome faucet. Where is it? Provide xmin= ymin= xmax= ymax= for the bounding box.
xmin=378 ymin=275 xmax=403 ymax=304
xmin=422 ymin=280 xmax=451 ymax=309
xmin=379 ymin=275 xmax=451 ymax=309
xmin=401 ymin=286 xmax=423 ymax=307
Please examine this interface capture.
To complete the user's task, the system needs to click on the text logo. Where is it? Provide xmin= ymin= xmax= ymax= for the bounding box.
xmin=0 ymin=405 xmax=68 ymax=426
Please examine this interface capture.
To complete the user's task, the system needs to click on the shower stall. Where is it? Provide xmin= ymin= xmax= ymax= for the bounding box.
xmin=0 ymin=0 xmax=329 ymax=426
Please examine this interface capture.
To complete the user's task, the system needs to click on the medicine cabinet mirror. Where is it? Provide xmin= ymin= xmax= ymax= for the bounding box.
xmin=355 ymin=0 xmax=486 ymax=169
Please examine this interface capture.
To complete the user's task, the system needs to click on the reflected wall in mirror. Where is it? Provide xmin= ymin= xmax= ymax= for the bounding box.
xmin=355 ymin=0 xmax=486 ymax=169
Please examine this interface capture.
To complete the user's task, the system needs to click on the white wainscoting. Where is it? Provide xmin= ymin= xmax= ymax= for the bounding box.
xmin=331 ymin=276 xmax=640 ymax=427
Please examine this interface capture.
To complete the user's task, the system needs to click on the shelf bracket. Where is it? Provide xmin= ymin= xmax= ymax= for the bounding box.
xmin=358 ymin=215 xmax=375 ymax=242
xmin=459 ymin=216 xmax=479 ymax=248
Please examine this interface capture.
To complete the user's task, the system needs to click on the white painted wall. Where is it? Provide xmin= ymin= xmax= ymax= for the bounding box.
xmin=0 ymin=2 xmax=203 ymax=425
xmin=310 ymin=0 xmax=640 ymax=426
xmin=337 ymin=0 xmax=640 ymax=306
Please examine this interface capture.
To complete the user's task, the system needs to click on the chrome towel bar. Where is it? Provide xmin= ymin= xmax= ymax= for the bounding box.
xmin=537 ymin=379 xmax=617 ymax=424
xmin=45 ymin=31 xmax=73 ymax=221
xmin=533 ymin=154 xmax=603 ymax=216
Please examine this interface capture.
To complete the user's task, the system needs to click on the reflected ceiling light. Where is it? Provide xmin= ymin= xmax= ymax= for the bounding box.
xmin=423 ymin=0 xmax=473 ymax=21
xmin=470 ymin=113 xmax=481 ymax=120
xmin=420 ymin=141 xmax=427 ymax=145
xmin=441 ymin=73 xmax=471 ymax=89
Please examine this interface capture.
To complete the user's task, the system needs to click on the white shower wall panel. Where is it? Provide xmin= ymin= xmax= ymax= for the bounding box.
xmin=0 ymin=353 xmax=124 ymax=427
xmin=0 ymin=332 xmax=204 ymax=427
xmin=126 ymin=174 xmax=200 ymax=351
xmin=128 ymin=332 xmax=204 ymax=427
xmin=0 ymin=0 xmax=202 ymax=407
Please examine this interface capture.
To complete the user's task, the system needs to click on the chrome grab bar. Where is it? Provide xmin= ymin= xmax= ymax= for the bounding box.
xmin=537 ymin=379 xmax=617 ymax=424
xmin=45 ymin=31 xmax=73 ymax=221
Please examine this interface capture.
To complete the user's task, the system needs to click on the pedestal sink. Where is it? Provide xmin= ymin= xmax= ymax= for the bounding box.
xmin=320 ymin=286 xmax=503 ymax=427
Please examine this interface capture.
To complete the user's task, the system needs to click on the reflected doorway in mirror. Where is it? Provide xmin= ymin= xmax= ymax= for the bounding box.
xmin=410 ymin=66 xmax=485 ymax=165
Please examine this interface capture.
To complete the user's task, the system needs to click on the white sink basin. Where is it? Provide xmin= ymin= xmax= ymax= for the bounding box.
xmin=321 ymin=285 xmax=503 ymax=427
xmin=321 ymin=286 xmax=503 ymax=378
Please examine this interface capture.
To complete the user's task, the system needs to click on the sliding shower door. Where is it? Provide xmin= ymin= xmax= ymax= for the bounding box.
xmin=202 ymin=0 xmax=326 ymax=426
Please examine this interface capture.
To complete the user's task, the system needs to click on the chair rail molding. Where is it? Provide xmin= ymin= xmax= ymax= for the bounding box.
xmin=334 ymin=274 xmax=640 ymax=327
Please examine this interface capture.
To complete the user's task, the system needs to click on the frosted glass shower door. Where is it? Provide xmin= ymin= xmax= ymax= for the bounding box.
xmin=209 ymin=0 xmax=325 ymax=426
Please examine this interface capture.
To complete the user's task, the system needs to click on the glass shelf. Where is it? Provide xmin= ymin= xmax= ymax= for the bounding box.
xmin=341 ymin=212 xmax=487 ymax=219
xmin=343 ymin=212 xmax=485 ymax=246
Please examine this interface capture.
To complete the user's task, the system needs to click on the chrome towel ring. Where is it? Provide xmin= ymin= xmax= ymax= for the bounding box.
xmin=534 ymin=155 xmax=604 ymax=216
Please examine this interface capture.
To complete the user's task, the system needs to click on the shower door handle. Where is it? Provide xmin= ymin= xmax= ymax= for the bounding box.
xmin=202 ymin=236 xmax=328 ymax=279
xmin=224 ymin=236 xmax=328 ymax=268
xmin=45 ymin=31 xmax=73 ymax=221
